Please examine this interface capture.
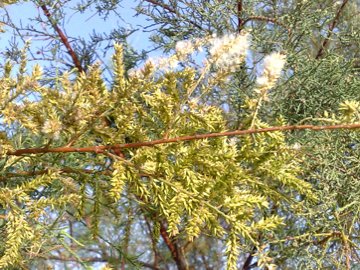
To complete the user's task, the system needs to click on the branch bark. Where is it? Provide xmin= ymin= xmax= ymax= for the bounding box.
xmin=7 ymin=123 xmax=360 ymax=156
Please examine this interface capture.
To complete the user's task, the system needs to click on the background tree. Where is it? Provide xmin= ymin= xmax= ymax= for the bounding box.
xmin=0 ymin=0 xmax=359 ymax=269
xmin=136 ymin=0 xmax=360 ymax=268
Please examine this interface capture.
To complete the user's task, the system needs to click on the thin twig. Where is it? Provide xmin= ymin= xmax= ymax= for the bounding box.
xmin=237 ymin=0 xmax=243 ymax=33
xmin=42 ymin=255 xmax=160 ymax=270
xmin=7 ymin=123 xmax=360 ymax=156
xmin=242 ymin=246 xmax=256 ymax=270
xmin=241 ymin=15 xmax=291 ymax=34
xmin=144 ymin=217 xmax=160 ymax=270
xmin=315 ymin=0 xmax=350 ymax=59
xmin=143 ymin=0 xmax=176 ymax=13
xmin=142 ymin=0 xmax=203 ymax=30
xmin=40 ymin=4 xmax=84 ymax=72
xmin=0 ymin=167 xmax=111 ymax=181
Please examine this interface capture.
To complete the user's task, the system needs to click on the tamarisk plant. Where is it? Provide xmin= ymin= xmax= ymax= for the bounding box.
xmin=0 ymin=34 xmax=315 ymax=270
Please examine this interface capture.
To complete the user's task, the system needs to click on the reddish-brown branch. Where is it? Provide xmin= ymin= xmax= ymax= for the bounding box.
xmin=7 ymin=123 xmax=360 ymax=156
xmin=315 ymin=0 xmax=350 ymax=59
xmin=143 ymin=0 xmax=176 ymax=13
xmin=241 ymin=16 xmax=291 ymax=34
xmin=159 ymin=222 xmax=177 ymax=260
xmin=142 ymin=0 xmax=203 ymax=30
xmin=159 ymin=222 xmax=188 ymax=270
xmin=242 ymin=246 xmax=256 ymax=270
xmin=237 ymin=1 xmax=243 ymax=33
xmin=40 ymin=4 xmax=84 ymax=72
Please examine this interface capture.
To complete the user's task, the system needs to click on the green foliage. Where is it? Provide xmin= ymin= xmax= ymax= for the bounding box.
xmin=134 ymin=0 xmax=360 ymax=268
xmin=0 ymin=0 xmax=359 ymax=269
xmin=0 ymin=35 xmax=314 ymax=269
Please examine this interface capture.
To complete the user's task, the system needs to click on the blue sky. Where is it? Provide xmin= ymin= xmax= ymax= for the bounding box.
xmin=1 ymin=1 xmax=156 ymax=69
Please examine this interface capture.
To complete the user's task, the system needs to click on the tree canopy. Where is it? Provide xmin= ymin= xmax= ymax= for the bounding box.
xmin=0 ymin=0 xmax=359 ymax=269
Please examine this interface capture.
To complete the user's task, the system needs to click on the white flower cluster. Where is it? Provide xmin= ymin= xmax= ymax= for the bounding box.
xmin=208 ymin=33 xmax=249 ymax=71
xmin=334 ymin=0 xmax=342 ymax=6
xmin=175 ymin=40 xmax=195 ymax=57
xmin=147 ymin=56 xmax=179 ymax=70
xmin=255 ymin=52 xmax=286 ymax=94
xmin=42 ymin=118 xmax=62 ymax=139
xmin=175 ymin=38 xmax=204 ymax=58
xmin=128 ymin=33 xmax=249 ymax=77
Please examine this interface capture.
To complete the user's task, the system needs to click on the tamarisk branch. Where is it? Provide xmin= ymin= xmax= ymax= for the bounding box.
xmin=315 ymin=0 xmax=350 ymax=59
xmin=7 ymin=123 xmax=360 ymax=156
xmin=40 ymin=4 xmax=84 ymax=72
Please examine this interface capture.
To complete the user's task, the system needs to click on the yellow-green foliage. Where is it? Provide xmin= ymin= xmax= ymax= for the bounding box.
xmin=0 ymin=42 xmax=314 ymax=269
xmin=0 ymin=171 xmax=79 ymax=268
